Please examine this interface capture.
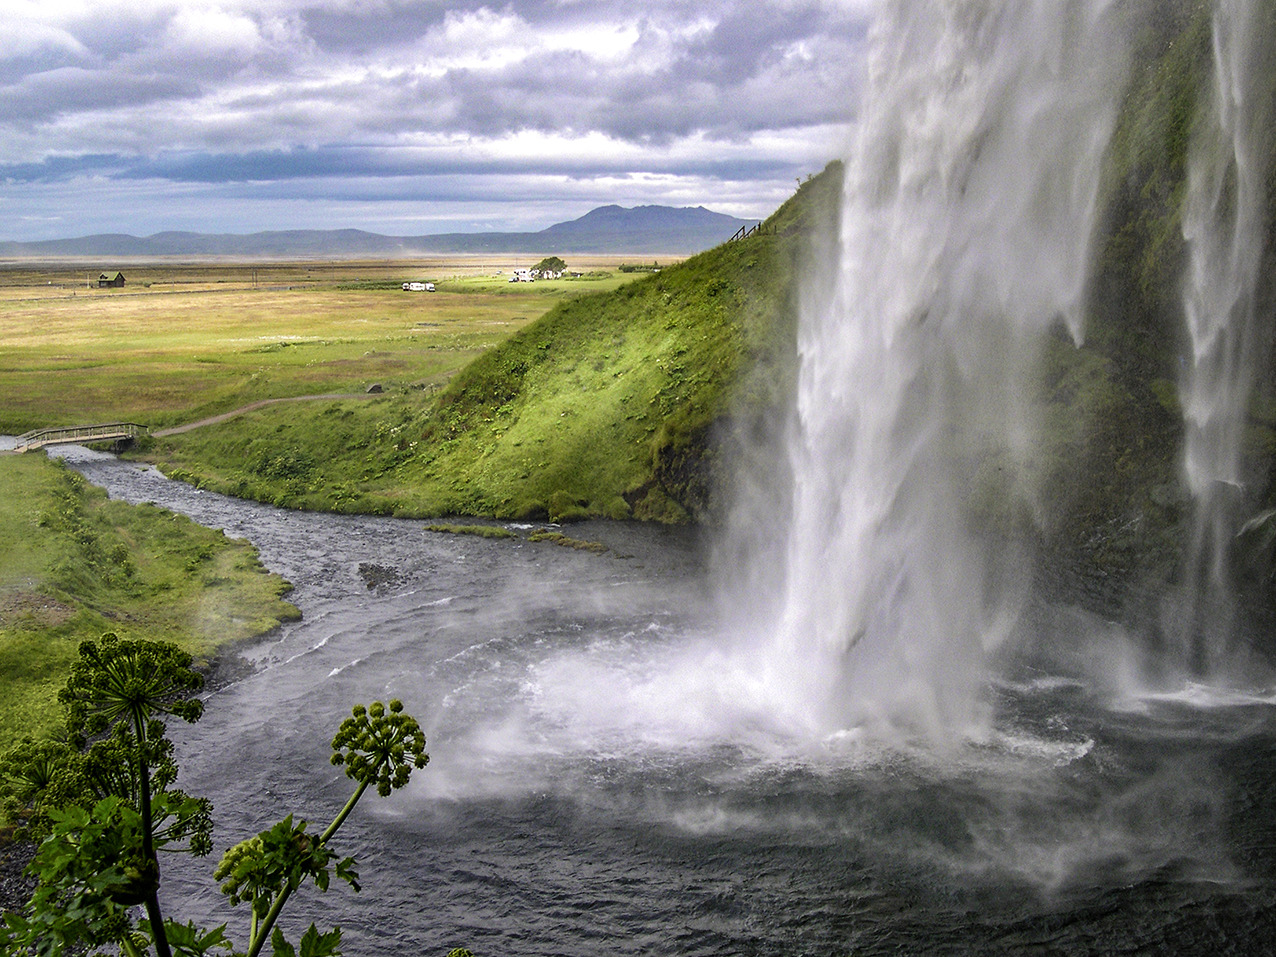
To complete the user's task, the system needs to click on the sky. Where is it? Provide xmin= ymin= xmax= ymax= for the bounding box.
xmin=0 ymin=0 xmax=878 ymax=242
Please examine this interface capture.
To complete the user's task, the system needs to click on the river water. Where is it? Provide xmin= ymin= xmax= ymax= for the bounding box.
xmin=45 ymin=445 xmax=1276 ymax=956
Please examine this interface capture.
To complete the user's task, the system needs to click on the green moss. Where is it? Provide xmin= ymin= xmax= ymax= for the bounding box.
xmin=526 ymin=531 xmax=608 ymax=553
xmin=425 ymin=523 xmax=516 ymax=539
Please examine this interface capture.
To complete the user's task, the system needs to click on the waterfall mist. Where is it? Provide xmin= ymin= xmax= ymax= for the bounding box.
xmin=722 ymin=0 xmax=1134 ymax=746
xmin=1174 ymin=0 xmax=1276 ymax=677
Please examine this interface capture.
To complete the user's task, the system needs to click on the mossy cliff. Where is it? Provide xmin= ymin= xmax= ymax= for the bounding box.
xmin=1028 ymin=0 xmax=1276 ymax=615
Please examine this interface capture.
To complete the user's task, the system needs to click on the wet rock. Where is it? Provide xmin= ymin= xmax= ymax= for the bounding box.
xmin=0 ymin=840 xmax=36 ymax=920
xmin=358 ymin=562 xmax=402 ymax=591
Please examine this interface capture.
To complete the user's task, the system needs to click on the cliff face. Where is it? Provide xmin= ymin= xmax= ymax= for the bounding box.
xmin=1031 ymin=1 xmax=1276 ymax=624
xmin=1030 ymin=3 xmax=1215 ymax=589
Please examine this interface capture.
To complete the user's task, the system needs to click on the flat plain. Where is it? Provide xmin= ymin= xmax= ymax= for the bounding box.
xmin=0 ymin=255 xmax=653 ymax=434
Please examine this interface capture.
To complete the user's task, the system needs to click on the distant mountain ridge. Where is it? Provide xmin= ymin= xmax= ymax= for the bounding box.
xmin=0 ymin=205 xmax=755 ymax=258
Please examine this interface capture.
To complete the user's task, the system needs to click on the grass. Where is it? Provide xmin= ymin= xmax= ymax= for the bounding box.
xmin=136 ymin=173 xmax=839 ymax=522
xmin=0 ymin=257 xmax=646 ymax=434
xmin=0 ymin=454 xmax=300 ymax=752
xmin=526 ymin=531 xmax=608 ymax=552
xmin=426 ymin=523 xmax=517 ymax=539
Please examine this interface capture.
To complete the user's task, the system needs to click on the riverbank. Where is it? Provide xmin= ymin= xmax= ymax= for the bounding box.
xmin=0 ymin=452 xmax=300 ymax=752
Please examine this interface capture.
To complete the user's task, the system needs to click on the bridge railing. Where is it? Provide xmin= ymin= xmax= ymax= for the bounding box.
xmin=13 ymin=422 xmax=149 ymax=452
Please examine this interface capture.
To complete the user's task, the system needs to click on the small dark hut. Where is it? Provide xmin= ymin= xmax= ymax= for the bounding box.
xmin=98 ymin=272 xmax=126 ymax=288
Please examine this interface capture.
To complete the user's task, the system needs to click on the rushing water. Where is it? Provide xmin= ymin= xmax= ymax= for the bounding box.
xmin=744 ymin=0 xmax=1133 ymax=746
xmin=46 ymin=446 xmax=1276 ymax=956
xmin=24 ymin=0 xmax=1276 ymax=953
xmin=1175 ymin=0 xmax=1276 ymax=675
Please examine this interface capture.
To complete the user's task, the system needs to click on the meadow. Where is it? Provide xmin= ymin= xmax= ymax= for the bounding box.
xmin=0 ymin=254 xmax=652 ymax=759
xmin=137 ymin=215 xmax=813 ymax=523
xmin=0 ymin=256 xmax=646 ymax=434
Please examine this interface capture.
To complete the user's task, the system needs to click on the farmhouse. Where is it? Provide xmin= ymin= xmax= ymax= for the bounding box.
xmin=98 ymin=271 xmax=126 ymax=288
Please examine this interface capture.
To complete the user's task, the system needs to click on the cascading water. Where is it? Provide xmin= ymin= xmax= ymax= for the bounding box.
xmin=40 ymin=6 xmax=1276 ymax=950
xmin=759 ymin=0 xmax=1132 ymax=744
xmin=1176 ymin=0 xmax=1276 ymax=676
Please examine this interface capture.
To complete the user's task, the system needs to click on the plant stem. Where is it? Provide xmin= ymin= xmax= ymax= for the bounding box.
xmin=320 ymin=780 xmax=369 ymax=843
xmin=244 ymin=780 xmax=370 ymax=957
xmin=134 ymin=706 xmax=173 ymax=957
xmin=243 ymin=879 xmax=294 ymax=957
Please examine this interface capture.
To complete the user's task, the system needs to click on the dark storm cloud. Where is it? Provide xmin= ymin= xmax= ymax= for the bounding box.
xmin=3 ymin=68 xmax=203 ymax=125
xmin=1 ymin=146 xmax=792 ymax=187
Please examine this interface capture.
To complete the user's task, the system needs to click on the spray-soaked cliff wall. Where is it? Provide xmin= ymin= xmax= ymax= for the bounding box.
xmin=1034 ymin=0 xmax=1276 ymax=644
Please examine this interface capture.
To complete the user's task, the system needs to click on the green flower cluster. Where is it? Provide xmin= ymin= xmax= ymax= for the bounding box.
xmin=59 ymin=632 xmax=204 ymax=743
xmin=215 ymin=814 xmax=358 ymax=917
xmin=329 ymin=700 xmax=428 ymax=797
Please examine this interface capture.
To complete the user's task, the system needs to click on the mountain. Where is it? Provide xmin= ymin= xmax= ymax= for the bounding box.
xmin=0 ymin=206 xmax=756 ymax=259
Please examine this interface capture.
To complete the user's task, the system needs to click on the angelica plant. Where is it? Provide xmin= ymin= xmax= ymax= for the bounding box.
xmin=0 ymin=633 xmax=431 ymax=957
xmin=214 ymin=699 xmax=428 ymax=957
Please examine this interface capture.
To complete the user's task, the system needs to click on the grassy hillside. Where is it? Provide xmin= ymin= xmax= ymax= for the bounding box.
xmin=0 ymin=454 xmax=299 ymax=751
xmin=147 ymin=167 xmax=843 ymax=523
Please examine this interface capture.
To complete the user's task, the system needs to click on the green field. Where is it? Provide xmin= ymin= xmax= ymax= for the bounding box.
xmin=0 ymin=255 xmax=656 ymax=757
xmin=0 ymin=257 xmax=647 ymax=433
xmin=0 ymin=454 xmax=299 ymax=752
xmin=0 ymin=176 xmax=825 ymax=524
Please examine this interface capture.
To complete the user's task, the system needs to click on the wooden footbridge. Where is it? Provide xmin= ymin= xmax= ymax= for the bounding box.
xmin=12 ymin=422 xmax=148 ymax=453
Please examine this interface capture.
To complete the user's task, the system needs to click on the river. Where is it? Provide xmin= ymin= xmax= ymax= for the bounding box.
xmin=43 ymin=445 xmax=1276 ymax=956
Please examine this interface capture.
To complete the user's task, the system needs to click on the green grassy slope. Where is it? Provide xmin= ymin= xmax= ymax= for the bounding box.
xmin=150 ymin=166 xmax=843 ymax=522
xmin=0 ymin=454 xmax=299 ymax=750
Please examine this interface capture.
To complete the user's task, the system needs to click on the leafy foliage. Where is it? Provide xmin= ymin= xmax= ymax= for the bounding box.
xmin=2 ymin=797 xmax=140 ymax=955
xmin=216 ymin=815 xmax=360 ymax=918
xmin=0 ymin=642 xmax=436 ymax=957
xmin=268 ymin=924 xmax=343 ymax=957
xmin=531 ymin=256 xmax=567 ymax=276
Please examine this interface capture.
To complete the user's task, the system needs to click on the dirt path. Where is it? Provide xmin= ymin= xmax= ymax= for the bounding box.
xmin=151 ymin=392 xmax=377 ymax=437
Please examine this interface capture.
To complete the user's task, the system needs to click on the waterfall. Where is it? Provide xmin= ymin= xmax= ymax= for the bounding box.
xmin=753 ymin=0 xmax=1133 ymax=744
xmin=1176 ymin=0 xmax=1276 ymax=676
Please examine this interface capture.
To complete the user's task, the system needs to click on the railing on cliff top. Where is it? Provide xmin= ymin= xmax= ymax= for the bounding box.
xmin=727 ymin=222 xmax=775 ymax=242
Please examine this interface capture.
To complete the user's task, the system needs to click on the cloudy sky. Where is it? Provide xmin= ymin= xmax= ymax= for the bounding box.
xmin=0 ymin=0 xmax=877 ymax=242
